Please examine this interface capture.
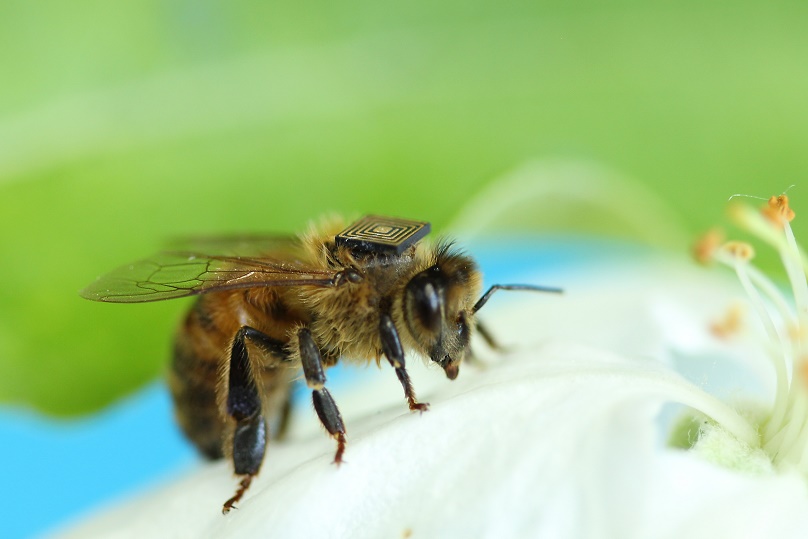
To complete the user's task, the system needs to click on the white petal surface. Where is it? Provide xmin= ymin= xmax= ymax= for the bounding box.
xmin=55 ymin=257 xmax=808 ymax=538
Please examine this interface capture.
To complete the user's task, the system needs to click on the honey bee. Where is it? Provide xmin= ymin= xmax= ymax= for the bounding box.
xmin=81 ymin=215 xmax=561 ymax=513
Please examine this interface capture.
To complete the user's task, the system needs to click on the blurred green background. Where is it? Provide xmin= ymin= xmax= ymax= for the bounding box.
xmin=1 ymin=0 xmax=806 ymax=416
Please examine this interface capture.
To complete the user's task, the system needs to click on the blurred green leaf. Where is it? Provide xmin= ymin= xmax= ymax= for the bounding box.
xmin=1 ymin=0 xmax=807 ymax=414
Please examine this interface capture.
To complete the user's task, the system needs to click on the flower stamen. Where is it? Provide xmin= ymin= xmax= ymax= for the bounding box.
xmin=709 ymin=303 xmax=745 ymax=340
xmin=762 ymin=194 xmax=796 ymax=226
xmin=693 ymin=228 xmax=725 ymax=265
xmin=708 ymin=194 xmax=808 ymax=474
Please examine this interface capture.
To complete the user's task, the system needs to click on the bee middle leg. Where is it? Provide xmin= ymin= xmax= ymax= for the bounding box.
xmin=380 ymin=313 xmax=429 ymax=412
xmin=298 ymin=327 xmax=347 ymax=465
xmin=475 ymin=320 xmax=504 ymax=351
xmin=222 ymin=326 xmax=285 ymax=514
xmin=274 ymin=391 xmax=294 ymax=441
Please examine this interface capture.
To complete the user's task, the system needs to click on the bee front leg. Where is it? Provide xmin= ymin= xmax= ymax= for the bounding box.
xmin=379 ymin=313 xmax=429 ymax=412
xmin=298 ymin=328 xmax=347 ymax=465
xmin=222 ymin=326 xmax=270 ymax=514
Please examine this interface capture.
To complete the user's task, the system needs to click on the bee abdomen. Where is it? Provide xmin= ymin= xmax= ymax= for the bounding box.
xmin=169 ymin=333 xmax=226 ymax=460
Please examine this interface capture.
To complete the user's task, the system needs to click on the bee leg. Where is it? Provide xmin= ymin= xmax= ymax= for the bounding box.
xmin=298 ymin=328 xmax=347 ymax=465
xmin=475 ymin=320 xmax=504 ymax=351
xmin=462 ymin=345 xmax=481 ymax=367
xmin=273 ymin=391 xmax=294 ymax=441
xmin=461 ymin=320 xmax=497 ymax=368
xmin=379 ymin=313 xmax=429 ymax=413
xmin=241 ymin=326 xmax=290 ymax=360
xmin=222 ymin=326 xmax=269 ymax=514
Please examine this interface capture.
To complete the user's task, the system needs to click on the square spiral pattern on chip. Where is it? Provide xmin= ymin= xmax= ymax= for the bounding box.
xmin=335 ymin=215 xmax=431 ymax=255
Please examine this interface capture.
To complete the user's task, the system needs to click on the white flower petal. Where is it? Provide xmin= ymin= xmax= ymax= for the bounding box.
xmin=58 ymin=343 xmax=673 ymax=539
xmin=646 ymin=452 xmax=808 ymax=539
xmin=55 ymin=255 xmax=808 ymax=538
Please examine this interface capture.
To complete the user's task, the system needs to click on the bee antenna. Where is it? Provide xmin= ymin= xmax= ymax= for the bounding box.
xmin=472 ymin=284 xmax=563 ymax=314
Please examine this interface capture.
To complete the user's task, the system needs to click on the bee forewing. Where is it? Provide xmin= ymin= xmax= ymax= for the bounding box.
xmin=80 ymin=251 xmax=338 ymax=303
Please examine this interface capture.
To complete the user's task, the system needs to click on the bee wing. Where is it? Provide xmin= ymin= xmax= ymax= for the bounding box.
xmin=166 ymin=234 xmax=307 ymax=258
xmin=81 ymin=250 xmax=338 ymax=303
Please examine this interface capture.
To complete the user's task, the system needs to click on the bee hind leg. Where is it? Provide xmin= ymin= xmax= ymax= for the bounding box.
xmin=222 ymin=326 xmax=271 ymax=514
xmin=298 ymin=328 xmax=348 ymax=465
xmin=379 ymin=313 xmax=429 ymax=412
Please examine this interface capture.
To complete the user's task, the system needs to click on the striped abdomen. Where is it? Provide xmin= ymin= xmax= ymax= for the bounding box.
xmin=167 ymin=291 xmax=300 ymax=460
xmin=168 ymin=298 xmax=229 ymax=459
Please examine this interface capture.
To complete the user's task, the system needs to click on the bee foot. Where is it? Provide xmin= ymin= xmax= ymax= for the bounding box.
xmin=331 ymin=433 xmax=347 ymax=466
xmin=222 ymin=475 xmax=253 ymax=515
xmin=409 ymin=401 xmax=430 ymax=413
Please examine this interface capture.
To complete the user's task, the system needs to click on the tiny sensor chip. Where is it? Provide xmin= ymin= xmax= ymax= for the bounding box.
xmin=335 ymin=215 xmax=431 ymax=255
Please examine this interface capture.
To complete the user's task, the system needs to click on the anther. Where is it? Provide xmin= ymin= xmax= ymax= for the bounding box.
xmin=762 ymin=194 xmax=796 ymax=226
xmin=693 ymin=228 xmax=725 ymax=265
xmin=721 ymin=241 xmax=755 ymax=261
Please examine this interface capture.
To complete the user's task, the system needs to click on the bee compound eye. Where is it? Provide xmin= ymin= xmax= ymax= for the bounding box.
xmin=405 ymin=274 xmax=442 ymax=335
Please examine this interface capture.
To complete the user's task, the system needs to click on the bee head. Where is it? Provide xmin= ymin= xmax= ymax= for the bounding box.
xmin=402 ymin=245 xmax=481 ymax=380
